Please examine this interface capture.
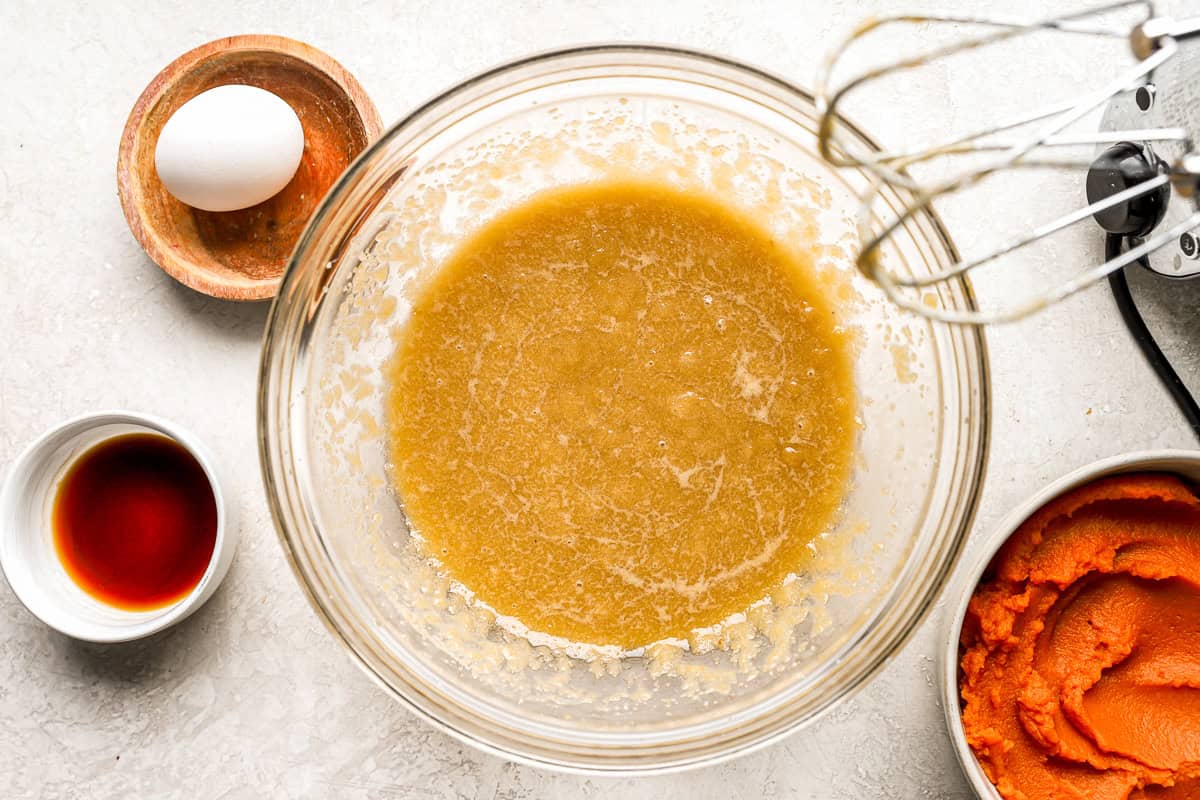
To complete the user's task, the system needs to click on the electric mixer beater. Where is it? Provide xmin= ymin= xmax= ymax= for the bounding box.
xmin=816 ymin=0 xmax=1200 ymax=434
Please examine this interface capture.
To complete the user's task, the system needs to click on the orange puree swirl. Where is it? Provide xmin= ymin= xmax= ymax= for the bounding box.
xmin=961 ymin=474 xmax=1200 ymax=800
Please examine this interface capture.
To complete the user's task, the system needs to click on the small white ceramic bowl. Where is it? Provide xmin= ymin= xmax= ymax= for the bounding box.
xmin=939 ymin=449 xmax=1200 ymax=798
xmin=0 ymin=411 xmax=238 ymax=642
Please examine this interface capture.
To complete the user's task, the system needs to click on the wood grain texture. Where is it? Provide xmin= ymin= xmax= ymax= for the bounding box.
xmin=117 ymin=35 xmax=383 ymax=301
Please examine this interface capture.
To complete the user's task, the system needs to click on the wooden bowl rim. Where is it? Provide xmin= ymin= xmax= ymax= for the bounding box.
xmin=117 ymin=34 xmax=384 ymax=301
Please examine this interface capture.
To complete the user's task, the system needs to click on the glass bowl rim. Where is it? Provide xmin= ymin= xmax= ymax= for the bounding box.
xmin=257 ymin=43 xmax=992 ymax=775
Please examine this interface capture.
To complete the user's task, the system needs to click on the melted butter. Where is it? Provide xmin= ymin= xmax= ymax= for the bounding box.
xmin=385 ymin=181 xmax=856 ymax=649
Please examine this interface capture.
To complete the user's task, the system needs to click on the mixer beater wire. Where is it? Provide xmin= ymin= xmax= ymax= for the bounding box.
xmin=815 ymin=1 xmax=1200 ymax=324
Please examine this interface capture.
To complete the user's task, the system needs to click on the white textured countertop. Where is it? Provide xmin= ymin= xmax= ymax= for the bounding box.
xmin=2 ymin=1 xmax=1198 ymax=797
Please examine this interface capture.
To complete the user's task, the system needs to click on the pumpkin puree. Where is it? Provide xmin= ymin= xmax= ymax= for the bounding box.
xmin=961 ymin=474 xmax=1200 ymax=800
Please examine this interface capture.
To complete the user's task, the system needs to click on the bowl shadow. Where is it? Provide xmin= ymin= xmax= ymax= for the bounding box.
xmin=48 ymin=580 xmax=233 ymax=688
xmin=150 ymin=253 xmax=274 ymax=346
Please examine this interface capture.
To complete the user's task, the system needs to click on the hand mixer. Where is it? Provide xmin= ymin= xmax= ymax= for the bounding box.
xmin=815 ymin=0 xmax=1200 ymax=436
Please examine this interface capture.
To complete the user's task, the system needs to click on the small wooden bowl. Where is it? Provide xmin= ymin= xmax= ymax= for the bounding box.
xmin=118 ymin=35 xmax=383 ymax=301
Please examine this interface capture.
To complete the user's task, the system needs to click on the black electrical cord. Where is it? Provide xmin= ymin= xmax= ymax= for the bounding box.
xmin=1105 ymin=232 xmax=1200 ymax=440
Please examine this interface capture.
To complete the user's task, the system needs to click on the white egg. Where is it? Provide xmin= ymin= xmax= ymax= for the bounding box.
xmin=154 ymin=84 xmax=304 ymax=213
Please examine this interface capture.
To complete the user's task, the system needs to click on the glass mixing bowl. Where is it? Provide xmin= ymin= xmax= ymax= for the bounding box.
xmin=258 ymin=45 xmax=990 ymax=773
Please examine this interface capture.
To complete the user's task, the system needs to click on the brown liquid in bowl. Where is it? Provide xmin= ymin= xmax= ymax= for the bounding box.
xmin=385 ymin=181 xmax=855 ymax=648
xmin=53 ymin=434 xmax=217 ymax=611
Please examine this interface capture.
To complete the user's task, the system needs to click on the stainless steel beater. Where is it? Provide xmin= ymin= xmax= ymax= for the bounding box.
xmin=815 ymin=1 xmax=1200 ymax=324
